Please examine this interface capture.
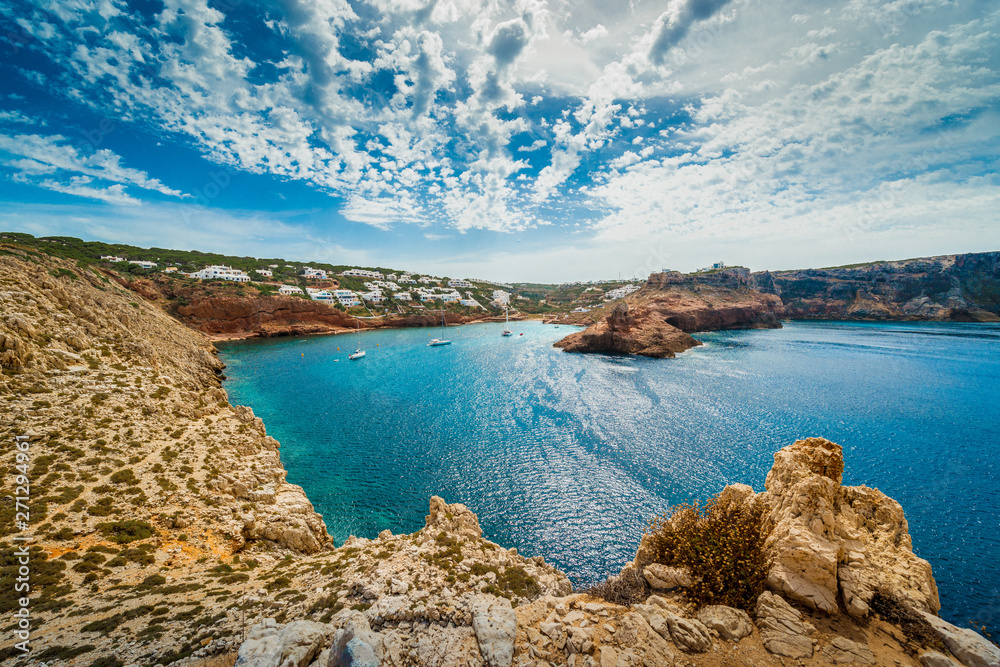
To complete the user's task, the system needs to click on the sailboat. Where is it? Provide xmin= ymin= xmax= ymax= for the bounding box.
xmin=427 ymin=310 xmax=452 ymax=347
xmin=501 ymin=306 xmax=513 ymax=337
xmin=349 ymin=320 xmax=366 ymax=359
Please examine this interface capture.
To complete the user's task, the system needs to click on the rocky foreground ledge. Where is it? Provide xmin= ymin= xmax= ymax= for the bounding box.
xmin=232 ymin=439 xmax=999 ymax=667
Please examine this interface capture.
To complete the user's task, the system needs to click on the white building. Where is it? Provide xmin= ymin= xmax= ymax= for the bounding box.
xmin=418 ymin=276 xmax=438 ymax=284
xmin=278 ymin=285 xmax=303 ymax=295
xmin=696 ymin=261 xmax=727 ymax=273
xmin=492 ymin=290 xmax=511 ymax=306
xmin=361 ymin=291 xmax=386 ymax=303
xmin=420 ymin=293 xmax=438 ymax=302
xmin=100 ymin=255 xmax=126 ymax=263
xmin=333 ymin=290 xmax=360 ymax=307
xmin=394 ymin=292 xmax=411 ymax=301
xmin=342 ymin=269 xmax=383 ymax=279
xmin=449 ymin=279 xmax=472 ymax=288
xmin=460 ymin=299 xmax=481 ymax=308
xmin=307 ymin=289 xmax=336 ymax=303
xmin=398 ymin=274 xmax=416 ymax=284
xmin=301 ymin=267 xmax=328 ymax=280
xmin=190 ymin=265 xmax=251 ymax=282
xmin=129 ymin=260 xmax=158 ymax=269
xmin=572 ymin=306 xmax=591 ymax=313
xmin=471 ymin=278 xmax=512 ymax=288
xmin=604 ymin=285 xmax=641 ymax=300
xmin=440 ymin=292 xmax=461 ymax=303
xmin=256 ymin=269 xmax=273 ymax=277
xmin=163 ymin=267 xmax=178 ymax=273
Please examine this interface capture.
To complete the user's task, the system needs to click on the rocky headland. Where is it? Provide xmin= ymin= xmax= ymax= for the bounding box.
xmin=556 ymin=253 xmax=1000 ymax=358
xmin=1 ymin=243 xmax=998 ymax=667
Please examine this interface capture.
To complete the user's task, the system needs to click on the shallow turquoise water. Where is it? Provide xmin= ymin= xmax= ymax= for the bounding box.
xmin=218 ymin=320 xmax=1000 ymax=631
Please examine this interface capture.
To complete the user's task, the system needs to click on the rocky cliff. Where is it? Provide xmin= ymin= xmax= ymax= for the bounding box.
xmin=555 ymin=269 xmax=784 ymax=358
xmin=556 ymin=253 xmax=1000 ymax=358
xmin=756 ymin=252 xmax=1000 ymax=322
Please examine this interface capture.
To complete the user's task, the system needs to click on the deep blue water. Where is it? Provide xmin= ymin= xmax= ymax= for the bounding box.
xmin=218 ymin=320 xmax=1000 ymax=632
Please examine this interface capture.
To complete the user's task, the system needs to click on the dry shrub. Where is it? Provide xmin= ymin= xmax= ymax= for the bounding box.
xmin=640 ymin=491 xmax=771 ymax=611
xmin=585 ymin=566 xmax=650 ymax=606
xmin=869 ymin=589 xmax=946 ymax=654
xmin=193 ymin=652 xmax=238 ymax=667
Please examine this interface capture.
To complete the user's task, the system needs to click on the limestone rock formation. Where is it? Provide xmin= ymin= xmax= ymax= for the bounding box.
xmin=643 ymin=563 xmax=697 ymax=590
xmin=695 ymin=605 xmax=753 ymax=641
xmin=762 ymin=437 xmax=940 ymax=618
xmin=919 ymin=611 xmax=1000 ymax=667
xmin=756 ymin=590 xmax=815 ymax=658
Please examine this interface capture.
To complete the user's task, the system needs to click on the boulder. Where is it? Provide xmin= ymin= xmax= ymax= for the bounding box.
xmin=821 ymin=636 xmax=875 ymax=665
xmin=919 ymin=651 xmax=964 ymax=667
xmin=918 ymin=611 xmax=1000 ymax=667
xmin=643 ymin=564 xmax=696 ymax=590
xmin=469 ymin=595 xmax=516 ymax=667
xmin=329 ymin=611 xmax=383 ymax=667
xmin=236 ymin=619 xmax=333 ymax=667
xmin=695 ymin=605 xmax=753 ymax=641
xmin=755 ymin=591 xmax=814 ymax=659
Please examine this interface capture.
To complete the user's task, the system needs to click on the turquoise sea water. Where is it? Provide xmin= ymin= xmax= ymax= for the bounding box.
xmin=218 ymin=320 xmax=1000 ymax=632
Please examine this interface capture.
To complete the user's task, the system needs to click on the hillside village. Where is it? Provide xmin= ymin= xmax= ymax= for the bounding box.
xmin=1 ymin=233 xmax=647 ymax=319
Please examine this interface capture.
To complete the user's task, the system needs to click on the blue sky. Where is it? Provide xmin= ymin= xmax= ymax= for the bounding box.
xmin=0 ymin=0 xmax=998 ymax=281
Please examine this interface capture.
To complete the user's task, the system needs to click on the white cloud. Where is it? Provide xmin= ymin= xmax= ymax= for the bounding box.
xmin=0 ymin=132 xmax=187 ymax=201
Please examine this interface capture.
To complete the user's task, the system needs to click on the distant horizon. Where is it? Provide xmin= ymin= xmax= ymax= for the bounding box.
xmin=1 ymin=1 xmax=998 ymax=282
xmin=4 ymin=229 xmax=996 ymax=285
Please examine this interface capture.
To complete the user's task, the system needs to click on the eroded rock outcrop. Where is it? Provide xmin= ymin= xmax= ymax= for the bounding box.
xmin=762 ymin=437 xmax=940 ymax=618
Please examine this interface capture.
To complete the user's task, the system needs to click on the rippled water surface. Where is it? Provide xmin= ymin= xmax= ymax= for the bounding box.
xmin=218 ymin=320 xmax=1000 ymax=630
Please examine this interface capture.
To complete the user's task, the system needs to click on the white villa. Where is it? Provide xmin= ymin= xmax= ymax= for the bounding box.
xmin=342 ymin=269 xmax=383 ymax=279
xmin=572 ymin=306 xmax=592 ymax=313
xmin=696 ymin=261 xmax=727 ymax=273
xmin=278 ymin=285 xmax=304 ymax=295
xmin=306 ymin=289 xmax=335 ymax=303
xmin=449 ymin=279 xmax=473 ymax=288
xmin=256 ymin=269 xmax=273 ymax=277
xmin=440 ymin=292 xmax=461 ymax=303
xmin=604 ymin=285 xmax=641 ymax=300
xmin=460 ymin=299 xmax=481 ymax=308
xmin=190 ymin=265 xmax=250 ymax=282
xmin=129 ymin=260 xmax=158 ymax=269
xmin=419 ymin=293 xmax=438 ymax=302
xmin=394 ymin=292 xmax=411 ymax=301
xmin=100 ymin=255 xmax=126 ymax=263
xmin=491 ymin=290 xmax=511 ymax=306
xmin=398 ymin=274 xmax=416 ymax=284
xmin=361 ymin=291 xmax=386 ymax=303
xmin=301 ymin=267 xmax=328 ymax=280
xmin=333 ymin=290 xmax=361 ymax=307
xmin=418 ymin=276 xmax=438 ymax=284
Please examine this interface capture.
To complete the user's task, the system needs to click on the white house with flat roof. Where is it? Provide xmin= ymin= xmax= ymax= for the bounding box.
xmin=278 ymin=285 xmax=303 ymax=295
xmin=301 ymin=267 xmax=328 ymax=280
xmin=492 ymin=290 xmax=511 ymax=306
xmin=604 ymin=285 xmax=641 ymax=300
xmin=307 ymin=289 xmax=335 ymax=303
xmin=129 ymin=260 xmax=158 ymax=269
xmin=332 ymin=289 xmax=361 ymax=306
xmin=190 ymin=265 xmax=250 ymax=282
xmin=342 ymin=269 xmax=383 ymax=279
xmin=394 ymin=292 xmax=411 ymax=301
xmin=101 ymin=255 xmax=126 ymax=263
xmin=256 ymin=269 xmax=273 ymax=277
xmin=449 ymin=279 xmax=472 ymax=288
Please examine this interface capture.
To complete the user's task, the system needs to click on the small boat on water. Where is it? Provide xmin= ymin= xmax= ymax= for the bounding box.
xmin=427 ymin=310 xmax=452 ymax=347
xmin=501 ymin=306 xmax=513 ymax=337
xmin=349 ymin=320 xmax=365 ymax=359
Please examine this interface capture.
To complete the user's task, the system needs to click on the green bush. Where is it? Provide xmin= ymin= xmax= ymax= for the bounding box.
xmin=640 ymin=491 xmax=772 ymax=611
xmin=97 ymin=519 xmax=155 ymax=544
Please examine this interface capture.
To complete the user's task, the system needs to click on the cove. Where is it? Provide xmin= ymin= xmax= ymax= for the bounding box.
xmin=217 ymin=319 xmax=1000 ymax=633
